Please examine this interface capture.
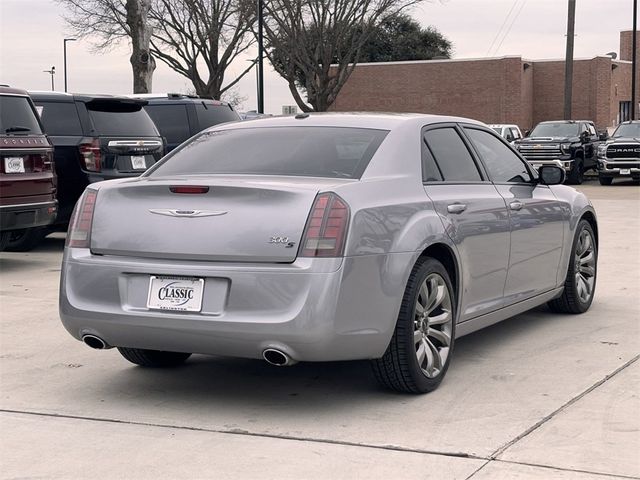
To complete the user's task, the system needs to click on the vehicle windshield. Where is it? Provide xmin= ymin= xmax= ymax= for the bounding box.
xmin=529 ymin=123 xmax=579 ymax=137
xmin=0 ymin=95 xmax=43 ymax=135
xmin=87 ymin=100 xmax=158 ymax=137
xmin=148 ymin=126 xmax=389 ymax=179
xmin=612 ymin=123 xmax=640 ymax=138
xmin=491 ymin=127 xmax=502 ymax=134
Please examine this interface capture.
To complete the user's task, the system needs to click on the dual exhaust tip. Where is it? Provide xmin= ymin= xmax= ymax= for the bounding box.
xmin=82 ymin=335 xmax=295 ymax=367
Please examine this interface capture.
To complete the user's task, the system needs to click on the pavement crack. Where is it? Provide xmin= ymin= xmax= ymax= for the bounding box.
xmin=489 ymin=354 xmax=640 ymax=460
xmin=0 ymin=408 xmax=485 ymax=462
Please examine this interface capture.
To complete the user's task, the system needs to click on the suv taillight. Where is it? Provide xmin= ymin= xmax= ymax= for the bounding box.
xmin=66 ymin=189 xmax=98 ymax=248
xmin=300 ymin=192 xmax=350 ymax=257
xmin=79 ymin=139 xmax=101 ymax=171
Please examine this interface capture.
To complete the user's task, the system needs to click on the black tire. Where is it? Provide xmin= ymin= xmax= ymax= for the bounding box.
xmin=5 ymin=227 xmax=47 ymax=252
xmin=598 ymin=176 xmax=613 ymax=186
xmin=117 ymin=347 xmax=191 ymax=367
xmin=548 ymin=219 xmax=597 ymax=314
xmin=371 ymin=257 xmax=456 ymax=394
xmin=567 ymin=158 xmax=584 ymax=185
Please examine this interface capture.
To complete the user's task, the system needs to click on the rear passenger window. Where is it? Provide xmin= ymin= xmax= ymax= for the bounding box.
xmin=423 ymin=128 xmax=482 ymax=182
xmin=34 ymin=101 xmax=82 ymax=136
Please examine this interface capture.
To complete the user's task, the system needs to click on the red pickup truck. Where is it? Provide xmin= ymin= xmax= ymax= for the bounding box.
xmin=0 ymin=87 xmax=57 ymax=251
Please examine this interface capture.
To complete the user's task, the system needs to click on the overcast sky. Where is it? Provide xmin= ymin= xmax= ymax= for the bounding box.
xmin=0 ymin=0 xmax=635 ymax=114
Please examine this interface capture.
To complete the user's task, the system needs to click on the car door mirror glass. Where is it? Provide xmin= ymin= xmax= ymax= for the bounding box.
xmin=538 ymin=165 xmax=565 ymax=185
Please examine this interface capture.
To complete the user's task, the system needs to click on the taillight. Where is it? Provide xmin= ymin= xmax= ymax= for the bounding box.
xmin=66 ymin=189 xmax=98 ymax=248
xmin=79 ymin=139 xmax=101 ymax=172
xmin=30 ymin=152 xmax=53 ymax=172
xmin=300 ymin=192 xmax=350 ymax=257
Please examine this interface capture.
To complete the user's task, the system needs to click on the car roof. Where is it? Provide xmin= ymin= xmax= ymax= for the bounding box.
xmin=128 ymin=93 xmax=233 ymax=107
xmin=538 ymin=120 xmax=593 ymax=124
xmin=488 ymin=124 xmax=518 ymax=128
xmin=28 ymin=91 xmax=147 ymax=106
xmin=618 ymin=120 xmax=640 ymax=125
xmin=210 ymin=112 xmax=486 ymax=132
xmin=0 ymin=86 xmax=30 ymax=96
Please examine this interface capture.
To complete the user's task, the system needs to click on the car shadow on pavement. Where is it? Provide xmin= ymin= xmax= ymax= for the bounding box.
xmin=80 ymin=306 xmax=560 ymax=414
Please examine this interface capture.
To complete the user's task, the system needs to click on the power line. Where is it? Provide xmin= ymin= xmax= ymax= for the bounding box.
xmin=491 ymin=0 xmax=529 ymax=57
xmin=486 ymin=0 xmax=520 ymax=57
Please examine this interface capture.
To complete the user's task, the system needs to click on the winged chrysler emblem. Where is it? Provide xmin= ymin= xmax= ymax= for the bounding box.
xmin=149 ymin=209 xmax=228 ymax=218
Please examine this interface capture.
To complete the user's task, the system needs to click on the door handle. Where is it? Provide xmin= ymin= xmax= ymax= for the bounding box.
xmin=447 ymin=203 xmax=467 ymax=214
xmin=509 ymin=201 xmax=524 ymax=211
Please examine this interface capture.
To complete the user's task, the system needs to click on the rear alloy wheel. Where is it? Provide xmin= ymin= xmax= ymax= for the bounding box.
xmin=5 ymin=227 xmax=47 ymax=252
xmin=117 ymin=347 xmax=191 ymax=367
xmin=548 ymin=220 xmax=597 ymax=314
xmin=598 ymin=176 xmax=613 ymax=186
xmin=372 ymin=257 xmax=455 ymax=394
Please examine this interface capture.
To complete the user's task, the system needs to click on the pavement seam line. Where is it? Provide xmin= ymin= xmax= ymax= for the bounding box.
xmin=493 ymin=458 xmax=640 ymax=480
xmin=464 ymin=459 xmax=492 ymax=480
xmin=0 ymin=408 xmax=485 ymax=462
xmin=489 ymin=354 xmax=640 ymax=460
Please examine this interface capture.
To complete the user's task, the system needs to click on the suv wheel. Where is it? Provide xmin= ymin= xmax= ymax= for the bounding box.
xmin=372 ymin=257 xmax=456 ymax=394
xmin=598 ymin=176 xmax=613 ymax=186
xmin=5 ymin=227 xmax=47 ymax=252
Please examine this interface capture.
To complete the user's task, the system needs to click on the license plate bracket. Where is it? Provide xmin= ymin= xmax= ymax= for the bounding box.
xmin=147 ymin=276 xmax=205 ymax=312
xmin=131 ymin=155 xmax=147 ymax=170
xmin=4 ymin=157 xmax=25 ymax=173
xmin=620 ymin=168 xmax=631 ymax=175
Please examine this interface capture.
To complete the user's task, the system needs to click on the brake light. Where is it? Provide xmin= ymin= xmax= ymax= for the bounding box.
xmin=300 ymin=192 xmax=350 ymax=257
xmin=79 ymin=138 xmax=101 ymax=172
xmin=169 ymin=186 xmax=210 ymax=194
xmin=29 ymin=152 xmax=53 ymax=172
xmin=66 ymin=189 xmax=98 ymax=248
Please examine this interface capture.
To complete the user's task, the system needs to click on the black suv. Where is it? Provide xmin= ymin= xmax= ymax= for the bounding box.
xmin=135 ymin=94 xmax=241 ymax=151
xmin=29 ymin=92 xmax=164 ymax=229
xmin=596 ymin=121 xmax=640 ymax=185
xmin=515 ymin=120 xmax=603 ymax=184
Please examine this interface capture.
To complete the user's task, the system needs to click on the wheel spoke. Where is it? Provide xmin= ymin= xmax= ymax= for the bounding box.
xmin=428 ymin=327 xmax=451 ymax=347
xmin=414 ymin=329 xmax=423 ymax=344
xmin=580 ymin=251 xmax=594 ymax=265
xmin=416 ymin=340 xmax=427 ymax=367
xmin=428 ymin=309 xmax=451 ymax=326
xmin=426 ymin=338 xmax=442 ymax=372
xmin=580 ymin=265 xmax=595 ymax=277
xmin=582 ymin=233 xmax=592 ymax=255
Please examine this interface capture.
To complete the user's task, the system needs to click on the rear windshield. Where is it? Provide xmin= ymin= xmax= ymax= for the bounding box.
xmin=0 ymin=95 xmax=43 ymax=135
xmin=148 ymin=126 xmax=388 ymax=179
xmin=529 ymin=123 xmax=579 ymax=137
xmin=194 ymin=102 xmax=240 ymax=128
xmin=87 ymin=101 xmax=158 ymax=137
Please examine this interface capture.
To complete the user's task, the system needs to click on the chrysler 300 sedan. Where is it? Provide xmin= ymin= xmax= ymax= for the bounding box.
xmin=59 ymin=113 xmax=598 ymax=393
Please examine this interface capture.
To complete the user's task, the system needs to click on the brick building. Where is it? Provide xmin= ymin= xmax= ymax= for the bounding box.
xmin=330 ymin=30 xmax=639 ymax=131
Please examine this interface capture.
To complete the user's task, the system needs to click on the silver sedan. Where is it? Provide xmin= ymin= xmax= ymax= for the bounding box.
xmin=59 ymin=114 xmax=598 ymax=393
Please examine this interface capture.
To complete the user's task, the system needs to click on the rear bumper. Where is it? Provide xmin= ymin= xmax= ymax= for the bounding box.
xmin=0 ymin=200 xmax=57 ymax=232
xmin=59 ymin=249 xmax=413 ymax=362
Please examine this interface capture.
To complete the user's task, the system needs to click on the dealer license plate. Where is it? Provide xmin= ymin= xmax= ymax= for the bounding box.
xmin=147 ymin=276 xmax=204 ymax=312
xmin=620 ymin=169 xmax=630 ymax=175
xmin=4 ymin=157 xmax=25 ymax=173
xmin=131 ymin=155 xmax=147 ymax=170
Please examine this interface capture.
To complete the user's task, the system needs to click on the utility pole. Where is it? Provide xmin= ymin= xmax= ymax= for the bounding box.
xmin=632 ymin=0 xmax=638 ymax=120
xmin=257 ymin=0 xmax=264 ymax=114
xmin=43 ymin=66 xmax=56 ymax=91
xmin=563 ymin=0 xmax=576 ymax=120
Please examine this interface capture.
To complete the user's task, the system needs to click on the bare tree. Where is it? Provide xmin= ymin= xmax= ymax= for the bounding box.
xmin=59 ymin=0 xmax=256 ymax=98
xmin=263 ymin=0 xmax=424 ymax=112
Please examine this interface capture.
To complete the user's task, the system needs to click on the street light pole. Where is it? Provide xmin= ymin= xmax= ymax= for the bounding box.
xmin=631 ymin=0 xmax=637 ymax=120
xmin=257 ymin=0 xmax=264 ymax=114
xmin=563 ymin=0 xmax=576 ymax=120
xmin=43 ymin=66 xmax=56 ymax=91
xmin=63 ymin=38 xmax=76 ymax=93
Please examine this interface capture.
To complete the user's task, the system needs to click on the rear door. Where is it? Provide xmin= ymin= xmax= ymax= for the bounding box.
xmin=143 ymin=103 xmax=192 ymax=152
xmin=462 ymin=126 xmax=566 ymax=304
xmin=422 ymin=124 xmax=511 ymax=321
xmin=82 ymin=99 xmax=164 ymax=176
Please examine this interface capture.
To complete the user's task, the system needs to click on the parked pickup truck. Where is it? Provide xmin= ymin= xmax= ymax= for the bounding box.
xmin=514 ymin=120 xmax=603 ymax=184
xmin=596 ymin=120 xmax=640 ymax=185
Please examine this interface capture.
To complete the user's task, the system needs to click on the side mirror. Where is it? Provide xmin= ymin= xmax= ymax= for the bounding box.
xmin=599 ymin=131 xmax=609 ymax=141
xmin=524 ymin=129 xmax=531 ymax=137
xmin=580 ymin=131 xmax=590 ymax=142
xmin=538 ymin=165 xmax=565 ymax=185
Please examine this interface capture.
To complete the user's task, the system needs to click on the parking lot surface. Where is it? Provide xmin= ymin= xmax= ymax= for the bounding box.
xmin=1 ymin=179 xmax=638 ymax=479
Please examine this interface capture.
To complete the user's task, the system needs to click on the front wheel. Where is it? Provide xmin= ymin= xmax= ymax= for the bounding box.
xmin=598 ymin=176 xmax=613 ymax=186
xmin=548 ymin=219 xmax=597 ymax=314
xmin=372 ymin=257 xmax=456 ymax=394
xmin=117 ymin=347 xmax=191 ymax=367
xmin=567 ymin=159 xmax=584 ymax=185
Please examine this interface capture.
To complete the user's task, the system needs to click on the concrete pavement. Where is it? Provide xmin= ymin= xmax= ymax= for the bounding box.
xmin=1 ymin=178 xmax=638 ymax=479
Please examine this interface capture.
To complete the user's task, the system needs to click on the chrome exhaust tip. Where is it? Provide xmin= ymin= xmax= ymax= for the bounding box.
xmin=82 ymin=334 xmax=109 ymax=350
xmin=262 ymin=348 xmax=296 ymax=367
